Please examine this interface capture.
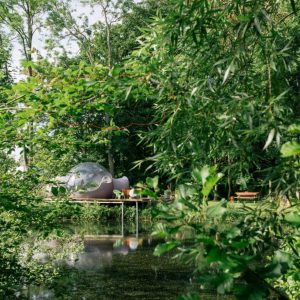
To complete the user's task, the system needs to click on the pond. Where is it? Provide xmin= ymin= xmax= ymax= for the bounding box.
xmin=21 ymin=221 xmax=202 ymax=300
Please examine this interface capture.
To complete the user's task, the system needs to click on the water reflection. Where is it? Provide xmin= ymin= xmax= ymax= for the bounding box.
xmin=67 ymin=236 xmax=145 ymax=270
xmin=23 ymin=222 xmax=198 ymax=300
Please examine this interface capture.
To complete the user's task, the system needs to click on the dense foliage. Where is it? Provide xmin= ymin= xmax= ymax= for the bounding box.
xmin=0 ymin=0 xmax=299 ymax=298
xmin=0 ymin=165 xmax=60 ymax=297
xmin=151 ymin=166 xmax=300 ymax=299
xmin=132 ymin=0 xmax=300 ymax=195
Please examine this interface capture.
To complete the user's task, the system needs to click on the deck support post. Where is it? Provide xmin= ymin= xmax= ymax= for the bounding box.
xmin=136 ymin=201 xmax=138 ymax=238
xmin=121 ymin=202 xmax=124 ymax=237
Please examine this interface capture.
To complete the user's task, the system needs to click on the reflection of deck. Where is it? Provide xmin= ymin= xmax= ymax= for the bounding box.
xmin=84 ymin=235 xmax=124 ymax=240
xmin=70 ymin=198 xmax=151 ymax=238
xmin=46 ymin=197 xmax=151 ymax=238
xmin=83 ymin=234 xmax=147 ymax=240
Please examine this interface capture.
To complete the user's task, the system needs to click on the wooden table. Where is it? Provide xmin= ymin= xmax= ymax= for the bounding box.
xmin=234 ymin=192 xmax=259 ymax=202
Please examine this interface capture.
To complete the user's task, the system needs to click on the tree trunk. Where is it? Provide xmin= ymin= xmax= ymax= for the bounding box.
xmin=227 ymin=155 xmax=231 ymax=199
xmin=23 ymin=2 xmax=34 ymax=169
xmin=105 ymin=115 xmax=114 ymax=177
xmin=103 ymin=2 xmax=113 ymax=69
xmin=102 ymin=1 xmax=114 ymax=176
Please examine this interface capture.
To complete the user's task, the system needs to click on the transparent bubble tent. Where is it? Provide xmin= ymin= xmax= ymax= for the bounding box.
xmin=55 ymin=162 xmax=130 ymax=199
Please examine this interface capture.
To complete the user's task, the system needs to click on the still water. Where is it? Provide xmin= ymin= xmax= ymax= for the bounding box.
xmin=24 ymin=222 xmax=200 ymax=300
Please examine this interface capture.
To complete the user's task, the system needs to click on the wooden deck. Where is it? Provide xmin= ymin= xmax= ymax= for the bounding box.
xmin=68 ymin=197 xmax=151 ymax=204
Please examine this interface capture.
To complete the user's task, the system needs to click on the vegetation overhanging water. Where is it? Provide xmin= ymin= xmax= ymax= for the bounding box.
xmin=20 ymin=221 xmax=201 ymax=300
xmin=0 ymin=0 xmax=299 ymax=299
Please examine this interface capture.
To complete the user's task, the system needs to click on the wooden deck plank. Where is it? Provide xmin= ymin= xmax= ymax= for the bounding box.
xmin=234 ymin=192 xmax=259 ymax=202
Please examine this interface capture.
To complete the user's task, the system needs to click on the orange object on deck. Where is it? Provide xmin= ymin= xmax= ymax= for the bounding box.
xmin=122 ymin=188 xmax=131 ymax=199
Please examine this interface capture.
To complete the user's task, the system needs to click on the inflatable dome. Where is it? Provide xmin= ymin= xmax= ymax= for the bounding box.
xmin=112 ymin=176 xmax=130 ymax=191
xmin=66 ymin=162 xmax=114 ymax=199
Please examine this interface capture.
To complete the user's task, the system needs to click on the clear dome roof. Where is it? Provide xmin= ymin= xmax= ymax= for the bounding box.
xmin=66 ymin=162 xmax=112 ymax=192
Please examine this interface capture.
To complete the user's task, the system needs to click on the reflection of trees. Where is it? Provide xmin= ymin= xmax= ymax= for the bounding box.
xmin=20 ymin=235 xmax=84 ymax=268
xmin=24 ymin=236 xmax=147 ymax=271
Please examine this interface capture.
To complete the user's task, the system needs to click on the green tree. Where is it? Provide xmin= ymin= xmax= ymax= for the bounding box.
xmin=0 ymin=60 xmax=153 ymax=181
xmin=131 ymin=0 xmax=300 ymax=197
xmin=151 ymin=166 xmax=300 ymax=299
xmin=0 ymin=0 xmax=57 ymax=168
xmin=46 ymin=0 xmax=97 ymax=65
xmin=80 ymin=0 xmax=168 ymax=73
xmin=46 ymin=0 xmax=160 ymax=177
xmin=0 ymin=30 xmax=11 ymax=84
xmin=0 ymin=0 xmax=54 ymax=76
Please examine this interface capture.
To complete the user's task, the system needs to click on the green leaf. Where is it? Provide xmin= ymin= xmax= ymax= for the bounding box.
xmin=51 ymin=186 xmax=58 ymax=196
xmin=196 ymin=235 xmax=215 ymax=245
xmin=263 ymin=129 xmax=275 ymax=150
xmin=216 ymin=273 xmax=234 ymax=294
xmin=145 ymin=176 xmax=159 ymax=191
xmin=59 ymin=186 xmax=66 ymax=194
xmin=56 ymin=230 xmax=63 ymax=237
xmin=223 ymin=61 xmax=234 ymax=84
xmin=200 ymin=165 xmax=210 ymax=185
xmin=214 ymin=58 xmax=229 ymax=66
xmin=237 ymin=15 xmax=251 ymax=22
xmin=202 ymin=173 xmax=223 ymax=198
xmin=288 ymin=124 xmax=300 ymax=133
xmin=207 ymin=201 xmax=226 ymax=218
xmin=179 ymin=197 xmax=199 ymax=211
xmin=125 ymin=86 xmax=132 ymax=100
xmin=113 ymin=189 xmax=123 ymax=199
xmin=239 ymin=285 xmax=267 ymax=300
xmin=192 ymin=168 xmax=202 ymax=184
xmin=111 ymin=66 xmax=121 ymax=76
xmin=267 ymin=250 xmax=293 ymax=278
xmin=191 ymin=87 xmax=198 ymax=96
xmin=167 ymin=225 xmax=182 ymax=235
xmin=178 ymin=184 xmax=187 ymax=199
xmin=284 ymin=212 xmax=300 ymax=226
xmin=226 ymin=227 xmax=241 ymax=239
xmin=207 ymin=247 xmax=223 ymax=263
xmin=178 ymin=185 xmax=196 ymax=199
xmin=152 ymin=223 xmax=168 ymax=238
xmin=247 ymin=289 xmax=266 ymax=300
xmin=230 ymin=240 xmax=249 ymax=249
xmin=254 ymin=17 xmax=262 ymax=35
xmin=154 ymin=241 xmax=179 ymax=256
xmin=281 ymin=141 xmax=300 ymax=157
xmin=177 ymin=293 xmax=201 ymax=300
xmin=238 ymin=285 xmax=267 ymax=300
xmin=290 ymin=0 xmax=297 ymax=15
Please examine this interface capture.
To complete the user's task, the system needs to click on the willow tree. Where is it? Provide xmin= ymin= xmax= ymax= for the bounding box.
xmin=133 ymin=0 xmax=300 ymax=195
xmin=136 ymin=2 xmax=300 ymax=298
